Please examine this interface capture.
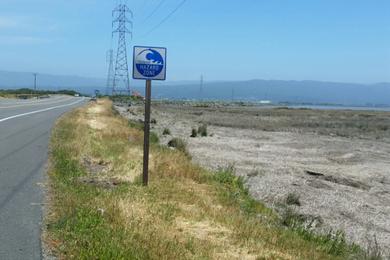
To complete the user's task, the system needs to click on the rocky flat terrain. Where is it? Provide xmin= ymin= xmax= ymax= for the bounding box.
xmin=116 ymin=102 xmax=390 ymax=253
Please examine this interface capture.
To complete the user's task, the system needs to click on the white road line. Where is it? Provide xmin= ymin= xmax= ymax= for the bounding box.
xmin=0 ymin=98 xmax=85 ymax=123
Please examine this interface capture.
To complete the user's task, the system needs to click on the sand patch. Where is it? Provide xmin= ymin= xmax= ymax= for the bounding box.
xmin=88 ymin=104 xmax=105 ymax=114
xmin=88 ymin=118 xmax=106 ymax=130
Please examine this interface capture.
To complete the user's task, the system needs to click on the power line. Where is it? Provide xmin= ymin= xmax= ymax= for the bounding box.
xmin=143 ymin=0 xmax=166 ymax=22
xmin=144 ymin=0 xmax=187 ymax=37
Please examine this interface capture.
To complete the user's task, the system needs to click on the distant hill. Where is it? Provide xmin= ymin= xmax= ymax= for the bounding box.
xmin=0 ymin=70 xmax=106 ymax=95
xmin=1 ymin=70 xmax=389 ymax=106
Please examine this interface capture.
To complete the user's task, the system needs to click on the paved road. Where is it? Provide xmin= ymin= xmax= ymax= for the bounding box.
xmin=0 ymin=96 xmax=85 ymax=259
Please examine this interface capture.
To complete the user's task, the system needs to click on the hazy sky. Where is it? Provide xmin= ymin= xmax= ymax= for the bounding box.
xmin=0 ymin=0 xmax=389 ymax=83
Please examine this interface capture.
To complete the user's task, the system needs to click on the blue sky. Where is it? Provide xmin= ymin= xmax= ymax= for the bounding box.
xmin=0 ymin=0 xmax=389 ymax=83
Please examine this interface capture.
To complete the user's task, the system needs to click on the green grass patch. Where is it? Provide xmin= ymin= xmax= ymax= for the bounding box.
xmin=128 ymin=119 xmax=143 ymax=130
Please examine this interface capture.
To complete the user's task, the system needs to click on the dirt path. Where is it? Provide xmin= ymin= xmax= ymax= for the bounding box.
xmin=116 ymin=103 xmax=390 ymax=252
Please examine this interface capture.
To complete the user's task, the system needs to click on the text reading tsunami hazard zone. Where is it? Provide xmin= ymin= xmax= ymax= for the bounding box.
xmin=137 ymin=64 xmax=163 ymax=76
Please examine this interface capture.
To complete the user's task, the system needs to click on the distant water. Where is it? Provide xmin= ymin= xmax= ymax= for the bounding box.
xmin=286 ymin=105 xmax=390 ymax=112
xmin=133 ymin=85 xmax=390 ymax=112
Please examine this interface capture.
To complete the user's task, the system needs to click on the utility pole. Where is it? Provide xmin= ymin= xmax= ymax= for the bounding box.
xmin=33 ymin=73 xmax=38 ymax=90
xmin=33 ymin=73 xmax=38 ymax=98
xmin=112 ymin=3 xmax=133 ymax=96
xmin=199 ymin=74 xmax=203 ymax=101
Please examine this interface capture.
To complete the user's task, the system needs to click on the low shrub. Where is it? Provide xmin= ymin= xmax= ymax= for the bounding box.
xmin=190 ymin=128 xmax=198 ymax=137
xmin=150 ymin=132 xmax=159 ymax=144
xmin=198 ymin=124 xmax=208 ymax=137
xmin=280 ymin=206 xmax=306 ymax=228
xmin=279 ymin=206 xmax=357 ymax=256
xmin=162 ymin=128 xmax=171 ymax=135
xmin=213 ymin=165 xmax=268 ymax=216
xmin=168 ymin=138 xmax=190 ymax=157
xmin=286 ymin=192 xmax=301 ymax=206
xmin=128 ymin=120 xmax=143 ymax=131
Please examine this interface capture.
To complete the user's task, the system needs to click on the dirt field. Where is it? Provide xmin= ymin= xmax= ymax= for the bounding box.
xmin=116 ymin=102 xmax=390 ymax=253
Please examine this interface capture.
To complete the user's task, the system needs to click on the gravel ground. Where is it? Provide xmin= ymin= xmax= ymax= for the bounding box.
xmin=116 ymin=102 xmax=390 ymax=253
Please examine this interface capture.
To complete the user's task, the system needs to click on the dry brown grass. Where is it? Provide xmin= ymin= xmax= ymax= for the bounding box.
xmin=69 ymin=99 xmax=143 ymax=183
xmin=0 ymin=94 xmax=16 ymax=98
xmin=46 ymin=99 xmax=362 ymax=259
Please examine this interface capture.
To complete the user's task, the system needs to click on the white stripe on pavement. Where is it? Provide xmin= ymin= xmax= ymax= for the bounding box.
xmin=0 ymin=98 xmax=84 ymax=123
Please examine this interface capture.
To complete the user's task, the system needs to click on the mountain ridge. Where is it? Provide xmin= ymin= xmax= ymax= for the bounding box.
xmin=1 ymin=70 xmax=389 ymax=106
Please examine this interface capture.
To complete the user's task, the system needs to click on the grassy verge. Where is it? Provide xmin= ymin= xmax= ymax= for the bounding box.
xmin=0 ymin=88 xmax=80 ymax=97
xmin=46 ymin=99 xmax=363 ymax=259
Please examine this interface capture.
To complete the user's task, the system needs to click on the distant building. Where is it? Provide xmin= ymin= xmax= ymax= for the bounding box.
xmin=259 ymin=100 xmax=272 ymax=104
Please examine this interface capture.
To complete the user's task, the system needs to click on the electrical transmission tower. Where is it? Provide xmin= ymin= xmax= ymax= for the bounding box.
xmin=112 ymin=3 xmax=133 ymax=96
xmin=33 ymin=73 xmax=38 ymax=91
xmin=106 ymin=49 xmax=115 ymax=95
xmin=199 ymin=74 xmax=204 ymax=101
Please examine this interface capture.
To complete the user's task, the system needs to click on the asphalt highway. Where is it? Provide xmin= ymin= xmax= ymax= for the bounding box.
xmin=0 ymin=95 xmax=85 ymax=259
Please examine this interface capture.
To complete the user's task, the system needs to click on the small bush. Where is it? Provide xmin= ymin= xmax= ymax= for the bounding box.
xmin=247 ymin=168 xmax=264 ymax=178
xmin=280 ymin=207 xmax=306 ymax=228
xmin=168 ymin=138 xmax=190 ymax=157
xmin=279 ymin=206 xmax=356 ymax=256
xmin=190 ymin=128 xmax=198 ymax=137
xmin=214 ymin=165 xmax=240 ymax=186
xmin=198 ymin=124 xmax=208 ymax=137
xmin=286 ymin=193 xmax=301 ymax=206
xmin=128 ymin=120 xmax=158 ymax=144
xmin=128 ymin=120 xmax=143 ymax=131
xmin=162 ymin=128 xmax=171 ymax=135
xmin=150 ymin=132 xmax=159 ymax=144
xmin=151 ymin=118 xmax=157 ymax=124
xmin=214 ymin=165 xmax=266 ymax=215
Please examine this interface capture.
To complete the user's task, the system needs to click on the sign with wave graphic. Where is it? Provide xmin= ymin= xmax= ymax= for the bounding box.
xmin=133 ymin=46 xmax=167 ymax=80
